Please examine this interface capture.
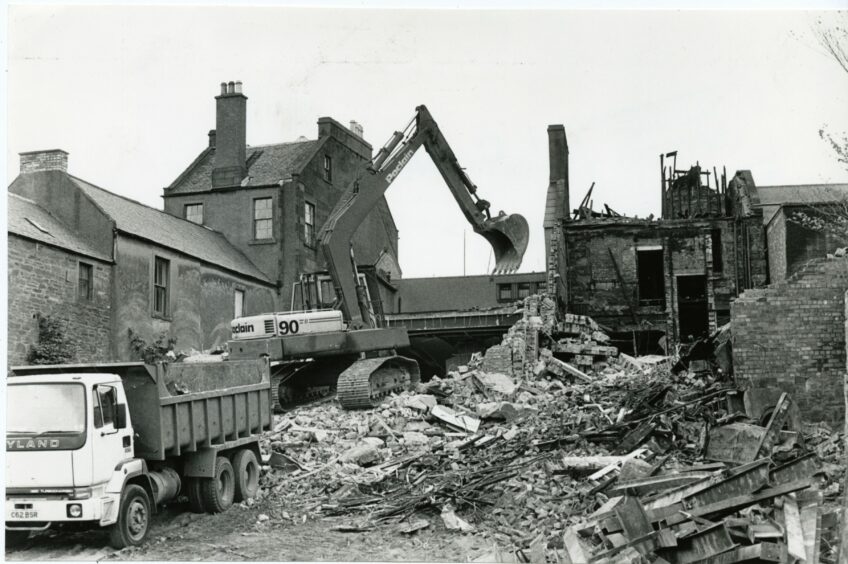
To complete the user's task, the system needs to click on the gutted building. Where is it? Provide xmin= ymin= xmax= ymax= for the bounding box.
xmin=8 ymin=150 xmax=277 ymax=361
xmin=162 ymin=82 xmax=400 ymax=311
xmin=545 ymin=129 xmax=768 ymax=353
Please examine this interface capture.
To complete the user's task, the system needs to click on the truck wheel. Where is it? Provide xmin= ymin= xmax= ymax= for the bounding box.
xmin=186 ymin=478 xmax=206 ymax=513
xmin=5 ymin=529 xmax=30 ymax=549
xmin=109 ymin=484 xmax=151 ymax=549
xmin=232 ymin=449 xmax=260 ymax=502
xmin=200 ymin=456 xmax=234 ymax=513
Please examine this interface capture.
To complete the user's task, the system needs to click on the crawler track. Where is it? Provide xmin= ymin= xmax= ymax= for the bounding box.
xmin=336 ymin=356 xmax=420 ymax=409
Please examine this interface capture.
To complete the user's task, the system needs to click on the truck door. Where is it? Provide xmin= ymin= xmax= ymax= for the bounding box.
xmin=90 ymin=385 xmax=133 ymax=487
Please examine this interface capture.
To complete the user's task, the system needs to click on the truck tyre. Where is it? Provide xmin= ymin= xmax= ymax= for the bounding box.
xmin=199 ymin=456 xmax=234 ymax=513
xmin=232 ymin=449 xmax=260 ymax=502
xmin=186 ymin=478 xmax=206 ymax=514
xmin=5 ymin=529 xmax=30 ymax=549
xmin=109 ymin=484 xmax=151 ymax=549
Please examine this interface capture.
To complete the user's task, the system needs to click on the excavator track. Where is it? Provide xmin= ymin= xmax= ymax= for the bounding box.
xmin=336 ymin=356 xmax=420 ymax=410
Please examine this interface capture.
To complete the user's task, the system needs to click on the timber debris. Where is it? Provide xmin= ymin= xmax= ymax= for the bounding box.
xmin=254 ymin=294 xmax=844 ymax=563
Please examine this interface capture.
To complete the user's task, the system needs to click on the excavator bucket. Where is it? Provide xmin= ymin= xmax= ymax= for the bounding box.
xmin=477 ymin=213 xmax=530 ymax=274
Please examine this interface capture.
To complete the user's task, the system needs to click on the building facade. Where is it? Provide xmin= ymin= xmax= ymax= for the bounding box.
xmin=8 ymin=150 xmax=277 ymax=362
xmin=161 ymin=82 xmax=400 ymax=311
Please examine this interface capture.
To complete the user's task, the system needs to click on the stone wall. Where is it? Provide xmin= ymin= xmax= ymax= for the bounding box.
xmin=7 ymin=235 xmax=112 ymax=364
xmin=732 ymin=256 xmax=848 ymax=425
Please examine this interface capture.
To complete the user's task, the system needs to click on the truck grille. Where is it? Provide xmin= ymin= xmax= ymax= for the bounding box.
xmin=264 ymin=319 xmax=275 ymax=334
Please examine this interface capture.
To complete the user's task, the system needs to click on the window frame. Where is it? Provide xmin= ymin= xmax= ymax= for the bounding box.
xmin=153 ymin=256 xmax=170 ymax=317
xmin=323 ymin=155 xmax=332 ymax=183
xmin=253 ymin=197 xmax=274 ymax=241
xmin=93 ymin=385 xmax=117 ymax=430
xmin=710 ymin=229 xmax=723 ymax=273
xmin=234 ymin=288 xmax=245 ymax=318
xmin=636 ymin=248 xmax=666 ymax=307
xmin=184 ymin=203 xmax=204 ymax=225
xmin=304 ymin=201 xmax=316 ymax=247
xmin=78 ymin=262 xmax=93 ymax=302
xmin=497 ymin=283 xmax=514 ymax=302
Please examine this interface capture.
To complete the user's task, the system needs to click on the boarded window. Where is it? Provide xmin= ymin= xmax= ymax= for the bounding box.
xmin=184 ymin=203 xmax=203 ymax=224
xmin=153 ymin=257 xmax=170 ymax=316
xmin=78 ymin=262 xmax=93 ymax=301
xmin=711 ymin=229 xmax=723 ymax=273
xmin=497 ymin=284 xmax=513 ymax=302
xmin=637 ymin=249 xmax=665 ymax=306
xmin=323 ymin=155 xmax=332 ymax=182
xmin=304 ymin=202 xmax=316 ymax=246
xmin=234 ymin=289 xmax=245 ymax=318
xmin=253 ymin=198 xmax=273 ymax=240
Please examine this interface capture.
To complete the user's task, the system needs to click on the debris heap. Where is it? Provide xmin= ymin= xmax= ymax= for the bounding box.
xmin=253 ymin=294 xmax=845 ymax=563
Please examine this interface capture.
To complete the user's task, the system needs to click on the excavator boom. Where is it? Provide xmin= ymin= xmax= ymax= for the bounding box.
xmin=320 ymin=105 xmax=530 ymax=328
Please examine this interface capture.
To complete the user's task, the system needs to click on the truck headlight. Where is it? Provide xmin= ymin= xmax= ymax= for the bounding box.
xmin=67 ymin=503 xmax=82 ymax=518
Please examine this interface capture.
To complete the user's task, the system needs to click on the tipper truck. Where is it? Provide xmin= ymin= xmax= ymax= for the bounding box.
xmin=5 ymin=359 xmax=272 ymax=549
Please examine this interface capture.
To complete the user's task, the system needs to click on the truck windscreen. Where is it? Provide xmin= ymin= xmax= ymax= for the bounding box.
xmin=7 ymin=383 xmax=86 ymax=434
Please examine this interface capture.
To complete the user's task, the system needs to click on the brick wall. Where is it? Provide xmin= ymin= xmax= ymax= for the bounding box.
xmin=7 ymin=236 xmax=112 ymax=364
xmin=732 ymin=256 xmax=848 ymax=425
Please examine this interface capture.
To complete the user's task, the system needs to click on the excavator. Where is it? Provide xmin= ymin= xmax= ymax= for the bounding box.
xmin=227 ymin=105 xmax=529 ymax=410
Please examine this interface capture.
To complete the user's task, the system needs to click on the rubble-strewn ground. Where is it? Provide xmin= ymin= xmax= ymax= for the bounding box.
xmin=6 ymin=294 xmax=847 ymax=562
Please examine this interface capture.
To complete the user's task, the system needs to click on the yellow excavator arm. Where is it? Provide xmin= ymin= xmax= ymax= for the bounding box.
xmin=319 ymin=105 xmax=530 ymax=329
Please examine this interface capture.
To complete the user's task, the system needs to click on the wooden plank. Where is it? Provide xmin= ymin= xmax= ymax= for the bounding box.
xmin=782 ymin=494 xmax=806 ymax=562
xmin=754 ymin=393 xmax=791 ymax=459
xmin=614 ymin=496 xmax=653 ymax=540
xmin=562 ymin=527 xmax=589 ymax=564
xmin=686 ymin=459 xmax=770 ymax=508
xmin=798 ymin=491 xmax=823 ymax=564
xmin=662 ymin=480 xmax=811 ymax=526
xmin=673 ymin=522 xmax=737 ymax=564
xmin=688 ymin=542 xmax=785 ymax=563
xmin=614 ymin=421 xmax=656 ymax=455
xmin=588 ymin=531 xmax=657 ymax=563
xmin=770 ymin=453 xmax=821 ymax=486
xmin=587 ymin=448 xmax=647 ymax=481
xmin=610 ymin=472 xmax=715 ymax=497
xmin=645 ymin=473 xmax=724 ymax=511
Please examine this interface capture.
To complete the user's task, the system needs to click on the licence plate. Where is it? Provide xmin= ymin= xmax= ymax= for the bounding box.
xmin=10 ymin=510 xmax=38 ymax=519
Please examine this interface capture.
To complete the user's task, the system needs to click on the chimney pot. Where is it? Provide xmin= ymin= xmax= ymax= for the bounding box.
xmin=349 ymin=120 xmax=364 ymax=138
xmin=234 ymin=81 xmax=243 ymax=94
xmin=220 ymin=82 xmax=227 ymax=95
xmin=227 ymin=81 xmax=235 ymax=94
xmin=208 ymin=129 xmax=217 ymax=148
xmin=19 ymin=149 xmax=69 ymax=174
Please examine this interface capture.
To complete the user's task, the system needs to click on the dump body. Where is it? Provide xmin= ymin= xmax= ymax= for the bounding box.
xmin=9 ymin=360 xmax=272 ymax=461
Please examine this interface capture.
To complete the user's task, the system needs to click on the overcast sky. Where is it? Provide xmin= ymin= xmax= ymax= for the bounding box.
xmin=7 ymin=7 xmax=848 ymax=277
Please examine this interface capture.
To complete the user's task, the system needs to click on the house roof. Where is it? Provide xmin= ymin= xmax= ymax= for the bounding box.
xmin=165 ymin=140 xmax=324 ymax=195
xmin=755 ymin=183 xmax=848 ymax=224
xmin=7 ymin=193 xmax=112 ymax=262
xmin=69 ymin=176 xmax=272 ymax=284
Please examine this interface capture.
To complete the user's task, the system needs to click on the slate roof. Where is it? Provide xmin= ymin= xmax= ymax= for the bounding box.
xmin=7 ymin=193 xmax=112 ymax=262
xmin=755 ymin=183 xmax=848 ymax=224
xmin=165 ymin=140 xmax=325 ymax=194
xmin=69 ymin=176 xmax=272 ymax=283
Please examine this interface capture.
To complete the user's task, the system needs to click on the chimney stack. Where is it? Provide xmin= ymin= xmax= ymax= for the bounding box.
xmin=212 ymin=80 xmax=247 ymax=188
xmin=19 ymin=149 xmax=69 ymax=174
xmin=349 ymin=120 xmax=364 ymax=138
xmin=547 ymin=125 xmax=569 ymax=219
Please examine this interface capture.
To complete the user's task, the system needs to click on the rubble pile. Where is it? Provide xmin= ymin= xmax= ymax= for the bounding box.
xmin=253 ymin=295 xmax=845 ymax=563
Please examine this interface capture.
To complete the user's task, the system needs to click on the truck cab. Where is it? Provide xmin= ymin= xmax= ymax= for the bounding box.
xmin=6 ymin=373 xmax=138 ymax=547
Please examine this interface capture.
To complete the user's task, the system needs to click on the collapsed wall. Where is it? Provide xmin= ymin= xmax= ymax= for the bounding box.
xmin=731 ymin=255 xmax=848 ymax=425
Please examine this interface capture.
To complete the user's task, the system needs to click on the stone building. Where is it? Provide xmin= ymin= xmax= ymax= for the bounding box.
xmin=7 ymin=150 xmax=277 ymax=362
xmin=161 ymin=81 xmax=400 ymax=313
xmin=545 ymin=128 xmax=768 ymax=353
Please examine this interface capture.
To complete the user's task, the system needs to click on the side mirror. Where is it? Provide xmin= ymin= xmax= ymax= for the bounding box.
xmin=115 ymin=404 xmax=128 ymax=430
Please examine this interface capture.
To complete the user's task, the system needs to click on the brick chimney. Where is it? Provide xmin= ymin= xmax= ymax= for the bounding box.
xmin=19 ymin=149 xmax=68 ymax=174
xmin=212 ymin=81 xmax=247 ymax=188
xmin=547 ymin=125 xmax=569 ymax=219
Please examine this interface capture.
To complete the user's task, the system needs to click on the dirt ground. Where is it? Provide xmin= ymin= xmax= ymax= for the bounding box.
xmin=6 ymin=498 xmax=494 ymax=562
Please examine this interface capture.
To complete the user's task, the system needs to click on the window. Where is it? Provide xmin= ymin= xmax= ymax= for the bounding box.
xmin=93 ymin=385 xmax=116 ymax=429
xmin=498 ymin=283 xmax=513 ymax=302
xmin=710 ymin=229 xmax=723 ymax=273
xmin=636 ymin=249 xmax=665 ymax=306
xmin=78 ymin=262 xmax=93 ymax=301
xmin=323 ymin=155 xmax=332 ymax=182
xmin=253 ymin=198 xmax=273 ymax=240
xmin=184 ymin=203 xmax=203 ymax=225
xmin=153 ymin=257 xmax=170 ymax=316
xmin=318 ymin=278 xmax=336 ymax=307
xmin=234 ymin=289 xmax=245 ymax=318
xmin=517 ymin=282 xmax=532 ymax=299
xmin=304 ymin=202 xmax=316 ymax=246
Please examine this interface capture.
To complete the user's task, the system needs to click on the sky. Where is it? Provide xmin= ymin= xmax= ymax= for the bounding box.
xmin=6 ymin=6 xmax=848 ymax=278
